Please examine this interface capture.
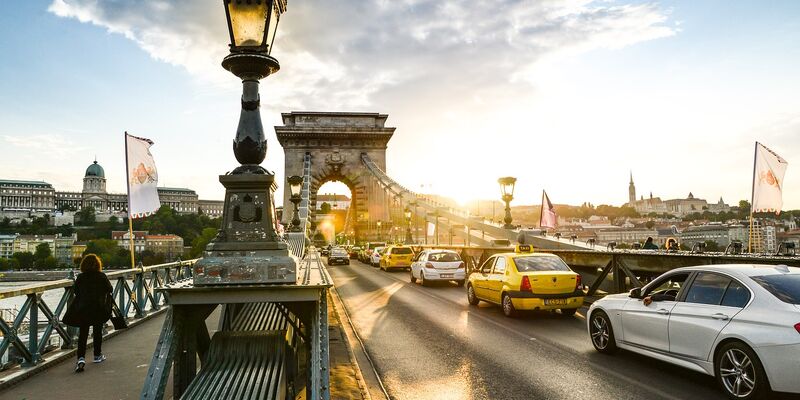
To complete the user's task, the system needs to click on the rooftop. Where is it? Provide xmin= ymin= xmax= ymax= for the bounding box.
xmin=0 ymin=179 xmax=53 ymax=187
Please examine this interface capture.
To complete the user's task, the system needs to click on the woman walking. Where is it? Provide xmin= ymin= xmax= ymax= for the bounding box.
xmin=72 ymin=254 xmax=113 ymax=372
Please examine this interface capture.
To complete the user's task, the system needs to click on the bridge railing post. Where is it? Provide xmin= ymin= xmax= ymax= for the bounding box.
xmin=135 ymin=266 xmax=146 ymax=318
xmin=22 ymin=293 xmax=41 ymax=367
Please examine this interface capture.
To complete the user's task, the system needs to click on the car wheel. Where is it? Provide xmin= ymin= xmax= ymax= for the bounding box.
xmin=502 ymin=294 xmax=517 ymax=318
xmin=456 ymin=280 xmax=465 ymax=287
xmin=560 ymin=307 xmax=578 ymax=316
xmin=589 ymin=310 xmax=617 ymax=354
xmin=420 ymin=272 xmax=426 ymax=287
xmin=410 ymin=270 xmax=417 ymax=283
xmin=467 ymin=284 xmax=479 ymax=305
xmin=715 ymin=342 xmax=770 ymax=400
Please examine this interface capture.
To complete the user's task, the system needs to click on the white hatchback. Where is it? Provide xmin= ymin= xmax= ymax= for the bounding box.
xmin=410 ymin=249 xmax=466 ymax=287
xmin=588 ymin=264 xmax=800 ymax=399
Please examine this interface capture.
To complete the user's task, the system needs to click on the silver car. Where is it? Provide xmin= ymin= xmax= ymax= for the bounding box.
xmin=588 ymin=264 xmax=800 ymax=399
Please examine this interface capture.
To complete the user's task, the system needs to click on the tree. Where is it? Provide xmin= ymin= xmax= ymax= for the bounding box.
xmin=12 ymin=252 xmax=35 ymax=269
xmin=191 ymin=228 xmax=218 ymax=258
xmin=34 ymin=243 xmax=52 ymax=262
xmin=0 ymin=258 xmax=11 ymax=271
xmin=41 ymin=256 xmax=58 ymax=270
xmin=645 ymin=220 xmax=655 ymax=229
xmin=320 ymin=202 xmax=332 ymax=214
xmin=76 ymin=206 xmax=96 ymax=226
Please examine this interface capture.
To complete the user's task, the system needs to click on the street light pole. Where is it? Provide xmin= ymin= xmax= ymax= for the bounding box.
xmin=404 ymin=206 xmax=412 ymax=244
xmin=377 ymin=220 xmax=382 ymax=241
xmin=194 ymin=0 xmax=297 ymax=285
xmin=288 ymin=175 xmax=303 ymax=232
xmin=498 ymin=177 xmax=517 ymax=230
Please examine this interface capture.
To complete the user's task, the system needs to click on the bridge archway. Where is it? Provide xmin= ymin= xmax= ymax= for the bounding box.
xmin=276 ymin=112 xmax=395 ymax=241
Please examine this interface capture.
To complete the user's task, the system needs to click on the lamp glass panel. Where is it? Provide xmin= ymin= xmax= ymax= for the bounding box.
xmin=266 ymin=5 xmax=280 ymax=53
xmin=228 ymin=2 xmax=268 ymax=47
xmin=290 ymin=183 xmax=301 ymax=197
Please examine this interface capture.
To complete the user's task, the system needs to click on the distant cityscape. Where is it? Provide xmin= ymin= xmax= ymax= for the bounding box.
xmin=0 ymin=159 xmax=223 ymax=224
xmin=0 ymin=159 xmax=223 ymax=269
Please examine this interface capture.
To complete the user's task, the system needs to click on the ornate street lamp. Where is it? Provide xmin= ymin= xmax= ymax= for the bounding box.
xmin=193 ymin=0 xmax=296 ymax=285
xmin=404 ymin=206 xmax=413 ymax=244
xmin=498 ymin=176 xmax=517 ymax=229
xmin=288 ymin=175 xmax=303 ymax=232
xmin=377 ymin=220 xmax=382 ymax=241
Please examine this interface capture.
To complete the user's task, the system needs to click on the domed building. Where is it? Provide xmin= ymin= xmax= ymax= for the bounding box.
xmin=3 ymin=159 xmax=223 ymax=219
xmin=51 ymin=159 xmax=223 ymax=217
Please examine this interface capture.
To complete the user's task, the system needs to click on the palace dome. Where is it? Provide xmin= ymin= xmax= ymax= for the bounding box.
xmin=85 ymin=160 xmax=105 ymax=178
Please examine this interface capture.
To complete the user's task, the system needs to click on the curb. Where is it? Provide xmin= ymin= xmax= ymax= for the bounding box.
xmin=0 ymin=307 xmax=167 ymax=391
xmin=328 ymin=287 xmax=373 ymax=400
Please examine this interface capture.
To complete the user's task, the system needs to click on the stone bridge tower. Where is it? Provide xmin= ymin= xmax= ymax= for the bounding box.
xmin=276 ymin=112 xmax=395 ymax=241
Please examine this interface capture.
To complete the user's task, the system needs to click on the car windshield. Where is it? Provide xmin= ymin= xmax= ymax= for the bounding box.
xmin=374 ymin=248 xmax=385 ymax=254
xmin=332 ymin=250 xmax=347 ymax=256
xmin=391 ymin=247 xmax=413 ymax=255
xmin=750 ymin=274 xmax=800 ymax=304
xmin=428 ymin=252 xmax=461 ymax=262
xmin=514 ymin=256 xmax=570 ymax=272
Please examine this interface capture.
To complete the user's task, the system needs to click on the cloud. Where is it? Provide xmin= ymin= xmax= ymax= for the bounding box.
xmin=1 ymin=134 xmax=89 ymax=159
xmin=47 ymin=0 xmax=676 ymax=110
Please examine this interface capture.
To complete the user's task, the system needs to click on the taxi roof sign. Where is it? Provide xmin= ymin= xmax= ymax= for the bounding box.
xmin=515 ymin=244 xmax=534 ymax=253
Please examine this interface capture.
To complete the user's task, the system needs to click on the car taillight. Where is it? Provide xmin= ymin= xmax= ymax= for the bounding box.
xmin=521 ymin=276 xmax=532 ymax=292
xmin=425 ymin=262 xmax=435 ymax=269
xmin=576 ymin=274 xmax=582 ymax=290
xmin=795 ymin=323 xmax=800 ymax=335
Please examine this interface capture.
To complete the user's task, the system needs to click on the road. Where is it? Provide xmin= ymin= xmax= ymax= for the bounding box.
xmin=329 ymin=260 xmax=727 ymax=400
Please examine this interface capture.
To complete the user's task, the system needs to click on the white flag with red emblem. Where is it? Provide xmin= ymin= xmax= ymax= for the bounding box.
xmin=752 ymin=142 xmax=788 ymax=215
xmin=125 ymin=133 xmax=161 ymax=218
xmin=540 ymin=190 xmax=557 ymax=228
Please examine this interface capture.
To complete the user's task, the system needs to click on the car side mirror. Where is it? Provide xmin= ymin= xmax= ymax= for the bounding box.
xmin=629 ymin=287 xmax=642 ymax=298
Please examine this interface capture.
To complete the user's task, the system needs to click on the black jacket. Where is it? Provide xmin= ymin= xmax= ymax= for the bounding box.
xmin=73 ymin=271 xmax=113 ymax=326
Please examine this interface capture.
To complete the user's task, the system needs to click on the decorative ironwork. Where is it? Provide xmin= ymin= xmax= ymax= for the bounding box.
xmin=0 ymin=259 xmax=197 ymax=370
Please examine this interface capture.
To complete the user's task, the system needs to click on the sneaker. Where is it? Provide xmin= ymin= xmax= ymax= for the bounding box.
xmin=75 ymin=357 xmax=85 ymax=373
xmin=93 ymin=354 xmax=106 ymax=363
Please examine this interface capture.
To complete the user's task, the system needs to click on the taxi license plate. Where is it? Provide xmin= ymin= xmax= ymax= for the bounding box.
xmin=544 ymin=299 xmax=567 ymax=306
xmin=440 ymin=274 xmax=453 ymax=278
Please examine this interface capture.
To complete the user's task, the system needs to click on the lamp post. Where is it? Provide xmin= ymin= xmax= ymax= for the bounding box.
xmin=193 ymin=0 xmax=296 ymax=285
xmin=404 ymin=206 xmax=413 ymax=244
xmin=377 ymin=220 xmax=382 ymax=241
xmin=498 ymin=176 xmax=517 ymax=229
xmin=288 ymin=175 xmax=303 ymax=232
xmin=409 ymin=200 xmax=418 ymax=244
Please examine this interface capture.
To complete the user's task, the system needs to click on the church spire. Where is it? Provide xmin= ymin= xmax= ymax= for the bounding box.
xmin=628 ymin=171 xmax=636 ymax=204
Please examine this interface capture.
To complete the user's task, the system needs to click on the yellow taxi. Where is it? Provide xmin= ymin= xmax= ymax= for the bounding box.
xmin=467 ymin=245 xmax=584 ymax=317
xmin=379 ymin=245 xmax=415 ymax=271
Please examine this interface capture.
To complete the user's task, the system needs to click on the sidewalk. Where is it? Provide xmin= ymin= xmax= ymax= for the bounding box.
xmin=0 ymin=294 xmax=369 ymax=400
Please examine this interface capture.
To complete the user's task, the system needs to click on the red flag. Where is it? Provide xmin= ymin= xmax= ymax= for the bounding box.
xmin=540 ymin=190 xmax=557 ymax=228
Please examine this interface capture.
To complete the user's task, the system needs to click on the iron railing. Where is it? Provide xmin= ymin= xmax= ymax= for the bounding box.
xmin=0 ymin=259 xmax=197 ymax=369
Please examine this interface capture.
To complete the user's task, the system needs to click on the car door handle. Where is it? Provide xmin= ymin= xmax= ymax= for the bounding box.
xmin=711 ymin=313 xmax=729 ymax=321
xmin=657 ymin=309 xmax=670 ymax=315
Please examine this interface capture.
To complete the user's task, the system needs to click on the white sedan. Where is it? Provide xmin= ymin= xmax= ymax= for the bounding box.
xmin=587 ymin=264 xmax=800 ymax=399
xmin=410 ymin=249 xmax=466 ymax=286
xmin=369 ymin=247 xmax=385 ymax=267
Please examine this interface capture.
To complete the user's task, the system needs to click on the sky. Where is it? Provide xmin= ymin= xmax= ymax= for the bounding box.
xmin=1 ymin=1 xmax=799 ymax=209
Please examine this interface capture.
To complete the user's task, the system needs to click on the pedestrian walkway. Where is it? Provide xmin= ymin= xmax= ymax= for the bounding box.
xmin=0 ymin=293 xmax=368 ymax=400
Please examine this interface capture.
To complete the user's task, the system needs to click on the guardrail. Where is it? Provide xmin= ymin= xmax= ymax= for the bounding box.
xmin=0 ymin=259 xmax=197 ymax=370
xmin=406 ymin=244 xmax=800 ymax=296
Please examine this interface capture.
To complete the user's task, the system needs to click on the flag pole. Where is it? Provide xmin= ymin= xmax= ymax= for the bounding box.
xmin=748 ymin=142 xmax=758 ymax=253
xmin=539 ymin=190 xmax=545 ymax=229
xmin=124 ymin=132 xmax=136 ymax=269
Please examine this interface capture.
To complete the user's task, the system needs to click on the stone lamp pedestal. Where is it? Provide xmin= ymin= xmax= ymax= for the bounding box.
xmin=193 ymin=174 xmax=297 ymax=285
